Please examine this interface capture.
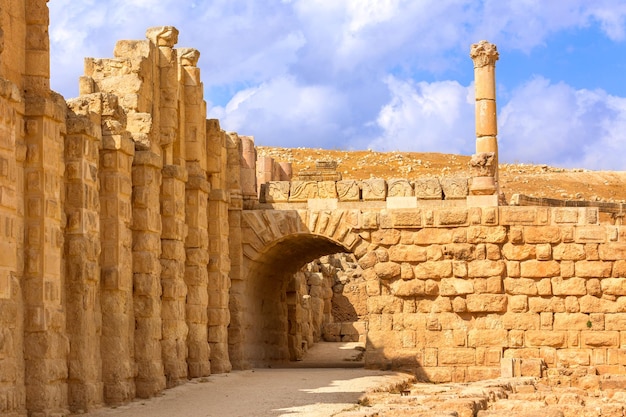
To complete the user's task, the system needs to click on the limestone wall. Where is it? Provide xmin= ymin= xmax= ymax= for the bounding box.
xmin=355 ymin=206 xmax=626 ymax=381
xmin=240 ymin=206 xmax=626 ymax=381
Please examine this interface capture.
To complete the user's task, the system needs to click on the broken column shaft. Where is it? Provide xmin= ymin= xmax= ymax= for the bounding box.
xmin=469 ymin=40 xmax=499 ymax=198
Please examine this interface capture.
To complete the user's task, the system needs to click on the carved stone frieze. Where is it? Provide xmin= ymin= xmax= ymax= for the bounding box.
xmin=441 ymin=177 xmax=469 ymax=200
xmin=361 ymin=178 xmax=387 ymax=201
xmin=387 ymin=178 xmax=413 ymax=197
xmin=337 ymin=180 xmax=360 ymax=202
xmin=318 ymin=181 xmax=337 ymax=199
xmin=414 ymin=177 xmax=443 ymax=200
xmin=265 ymin=181 xmax=290 ymax=203
xmin=289 ymin=180 xmax=318 ymax=202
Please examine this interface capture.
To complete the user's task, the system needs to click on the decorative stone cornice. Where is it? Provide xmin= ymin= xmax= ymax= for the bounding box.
xmin=470 ymin=40 xmax=499 ymax=68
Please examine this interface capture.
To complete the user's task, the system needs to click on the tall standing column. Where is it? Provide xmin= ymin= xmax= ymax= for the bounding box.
xmin=65 ymin=96 xmax=103 ymax=412
xmin=469 ymin=40 xmax=499 ymax=200
xmin=180 ymin=48 xmax=212 ymax=377
xmin=99 ymin=126 xmax=136 ymax=405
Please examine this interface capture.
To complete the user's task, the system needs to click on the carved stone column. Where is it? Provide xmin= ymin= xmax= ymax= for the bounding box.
xmin=65 ymin=95 xmax=104 ymax=412
xmin=99 ymin=127 xmax=136 ymax=405
xmin=206 ymin=122 xmax=232 ymax=373
xmin=131 ymin=149 xmax=166 ymax=398
xmin=469 ymin=40 xmax=499 ymax=200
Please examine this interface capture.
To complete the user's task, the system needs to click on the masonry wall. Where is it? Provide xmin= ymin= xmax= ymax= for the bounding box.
xmin=351 ymin=206 xmax=626 ymax=381
xmin=240 ymin=206 xmax=626 ymax=381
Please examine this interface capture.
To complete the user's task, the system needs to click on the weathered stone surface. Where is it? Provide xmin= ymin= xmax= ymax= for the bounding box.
xmin=502 ymin=243 xmax=535 ymax=261
xmin=440 ymin=278 xmax=474 ymax=296
xmin=601 ymin=278 xmax=626 ymax=295
xmin=389 ymin=245 xmax=427 ymax=262
xmin=6 ymin=14 xmax=626 ymax=416
xmin=387 ymin=178 xmax=413 ymax=197
xmin=520 ymin=260 xmax=560 ymax=278
xmin=468 ymin=260 xmax=505 ymax=277
xmin=441 ymin=177 xmax=469 ymax=199
xmin=414 ymin=261 xmax=453 ymax=279
xmin=336 ymin=180 xmax=360 ymax=201
xmin=391 ymin=279 xmax=426 ymax=297
xmin=414 ymin=177 xmax=442 ymax=199
xmin=361 ymin=178 xmax=387 ymax=201
xmin=466 ymin=294 xmax=507 ymax=312
xmin=374 ymin=262 xmax=401 ymax=280
xmin=575 ymin=260 xmax=612 ymax=278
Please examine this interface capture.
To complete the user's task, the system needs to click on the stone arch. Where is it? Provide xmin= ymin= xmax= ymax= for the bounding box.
xmin=231 ymin=209 xmax=367 ymax=368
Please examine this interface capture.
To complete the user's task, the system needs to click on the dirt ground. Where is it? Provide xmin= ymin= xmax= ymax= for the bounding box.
xmin=257 ymin=147 xmax=626 ymax=203
xmin=73 ymin=343 xmax=410 ymax=417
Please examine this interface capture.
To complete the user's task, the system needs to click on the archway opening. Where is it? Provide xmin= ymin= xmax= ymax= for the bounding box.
xmin=239 ymin=234 xmax=367 ymax=368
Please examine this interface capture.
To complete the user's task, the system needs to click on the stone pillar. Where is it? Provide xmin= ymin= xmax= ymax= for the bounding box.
xmin=160 ymin=165 xmax=188 ymax=387
xmin=131 ymin=150 xmax=166 ymax=398
xmin=206 ymin=121 xmax=232 ymax=373
xmin=469 ymin=40 xmax=499 ymax=200
xmin=180 ymin=48 xmax=212 ymax=378
xmin=99 ymin=120 xmax=136 ymax=404
xmin=65 ymin=96 xmax=103 ymax=412
xmin=24 ymin=0 xmax=50 ymax=97
xmin=207 ymin=186 xmax=232 ymax=373
xmin=23 ymin=95 xmax=69 ymax=416
xmin=0 ymin=66 xmax=26 ymax=417
xmin=227 ymin=193 xmax=245 ymax=369
xmin=147 ymin=26 xmax=190 ymax=389
xmin=240 ymin=135 xmax=257 ymax=209
xmin=179 ymin=48 xmax=207 ymax=171
xmin=225 ymin=132 xmax=247 ymax=369
xmin=279 ymin=162 xmax=292 ymax=181
xmin=185 ymin=168 xmax=211 ymax=377
xmin=146 ymin=26 xmax=179 ymax=165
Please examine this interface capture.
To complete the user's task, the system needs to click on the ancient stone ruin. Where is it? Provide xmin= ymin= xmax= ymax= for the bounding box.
xmin=1 ymin=2 xmax=626 ymax=416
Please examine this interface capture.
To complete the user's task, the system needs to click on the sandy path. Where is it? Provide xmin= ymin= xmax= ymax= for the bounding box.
xmin=77 ymin=368 xmax=409 ymax=417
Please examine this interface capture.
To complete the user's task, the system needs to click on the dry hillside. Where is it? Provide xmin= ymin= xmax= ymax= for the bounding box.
xmin=258 ymin=147 xmax=626 ymax=204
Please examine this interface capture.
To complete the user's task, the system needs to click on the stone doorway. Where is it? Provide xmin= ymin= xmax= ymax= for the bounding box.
xmin=285 ymin=253 xmax=368 ymax=365
xmin=234 ymin=233 xmax=368 ymax=369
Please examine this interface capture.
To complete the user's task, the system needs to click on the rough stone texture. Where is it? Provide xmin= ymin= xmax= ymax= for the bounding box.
xmin=3 ymin=11 xmax=626 ymax=415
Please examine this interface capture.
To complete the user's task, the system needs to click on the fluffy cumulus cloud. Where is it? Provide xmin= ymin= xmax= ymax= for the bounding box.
xmin=48 ymin=0 xmax=626 ymax=169
xmin=208 ymin=75 xmax=350 ymax=147
xmin=368 ymin=77 xmax=474 ymax=154
xmin=499 ymin=77 xmax=626 ymax=170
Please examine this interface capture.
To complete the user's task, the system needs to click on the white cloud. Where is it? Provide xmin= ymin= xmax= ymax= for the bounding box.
xmin=208 ymin=76 xmax=349 ymax=148
xmin=498 ymin=77 xmax=626 ymax=170
xmin=368 ymin=75 xmax=626 ymax=171
xmin=47 ymin=0 xmax=626 ymax=169
xmin=368 ymin=77 xmax=475 ymax=153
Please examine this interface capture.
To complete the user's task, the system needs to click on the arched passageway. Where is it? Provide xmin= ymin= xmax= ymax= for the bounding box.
xmin=239 ymin=233 xmax=352 ymax=367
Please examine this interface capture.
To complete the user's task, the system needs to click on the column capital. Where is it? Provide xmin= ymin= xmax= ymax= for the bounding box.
xmin=470 ymin=40 xmax=499 ymax=68
xmin=178 ymin=48 xmax=200 ymax=67
xmin=146 ymin=26 xmax=179 ymax=47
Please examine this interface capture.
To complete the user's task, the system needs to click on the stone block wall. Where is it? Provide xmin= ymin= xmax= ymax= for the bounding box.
xmin=354 ymin=206 xmax=626 ymax=381
xmin=240 ymin=206 xmax=626 ymax=382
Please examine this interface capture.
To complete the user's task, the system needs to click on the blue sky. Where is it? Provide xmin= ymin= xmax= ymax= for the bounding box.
xmin=48 ymin=0 xmax=626 ymax=170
